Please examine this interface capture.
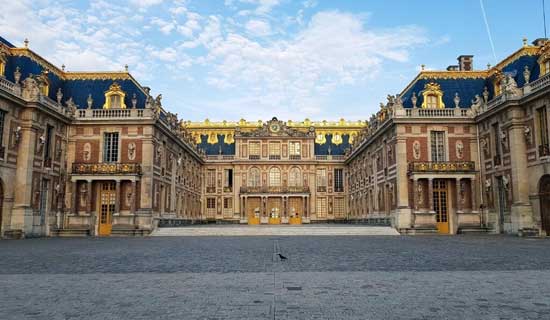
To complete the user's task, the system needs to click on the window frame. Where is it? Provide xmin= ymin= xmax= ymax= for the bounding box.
xmin=103 ymin=132 xmax=119 ymax=163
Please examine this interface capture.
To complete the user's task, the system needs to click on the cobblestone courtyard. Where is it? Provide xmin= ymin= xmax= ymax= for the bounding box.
xmin=1 ymin=234 xmax=550 ymax=319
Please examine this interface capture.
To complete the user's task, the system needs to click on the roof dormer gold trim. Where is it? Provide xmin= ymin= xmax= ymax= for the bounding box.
xmin=103 ymin=82 xmax=126 ymax=109
xmin=421 ymin=82 xmax=445 ymax=109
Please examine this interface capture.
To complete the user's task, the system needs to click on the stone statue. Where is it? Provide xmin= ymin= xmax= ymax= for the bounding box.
xmin=482 ymin=86 xmax=489 ymax=104
xmin=504 ymin=74 xmax=521 ymax=97
xmin=485 ymin=179 xmax=492 ymax=192
xmin=411 ymin=92 xmax=418 ymax=108
xmin=87 ymin=94 xmax=93 ymax=109
xmin=454 ymin=92 xmax=460 ymax=108
xmin=413 ymin=141 xmax=421 ymax=160
xmin=524 ymin=126 xmax=532 ymax=145
xmin=456 ymin=140 xmax=464 ymax=159
xmin=128 ymin=142 xmax=136 ymax=161
xmin=523 ymin=66 xmax=531 ymax=84
xmin=21 ymin=76 xmax=40 ymax=101
xmin=56 ymin=88 xmax=63 ymax=105
xmin=131 ymin=93 xmax=137 ymax=109
xmin=470 ymin=94 xmax=482 ymax=114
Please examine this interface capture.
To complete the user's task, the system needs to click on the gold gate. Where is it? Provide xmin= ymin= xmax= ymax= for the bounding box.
xmin=433 ymin=179 xmax=449 ymax=234
xmin=99 ymin=182 xmax=116 ymax=236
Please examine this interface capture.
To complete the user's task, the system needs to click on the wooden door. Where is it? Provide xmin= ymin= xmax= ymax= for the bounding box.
xmin=433 ymin=179 xmax=449 ymax=234
xmin=99 ymin=182 xmax=116 ymax=236
xmin=246 ymin=197 xmax=261 ymax=219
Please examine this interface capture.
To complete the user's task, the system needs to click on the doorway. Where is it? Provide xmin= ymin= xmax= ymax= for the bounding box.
xmin=539 ymin=175 xmax=550 ymax=235
xmin=433 ymin=179 xmax=449 ymax=234
xmin=99 ymin=182 xmax=116 ymax=236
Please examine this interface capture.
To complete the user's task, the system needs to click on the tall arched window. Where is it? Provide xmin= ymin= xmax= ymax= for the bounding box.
xmin=289 ymin=167 xmax=301 ymax=187
xmin=269 ymin=167 xmax=281 ymax=187
xmin=248 ymin=167 xmax=261 ymax=187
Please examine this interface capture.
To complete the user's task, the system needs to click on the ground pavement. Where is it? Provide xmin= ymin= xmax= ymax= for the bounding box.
xmin=1 ymin=231 xmax=550 ymax=319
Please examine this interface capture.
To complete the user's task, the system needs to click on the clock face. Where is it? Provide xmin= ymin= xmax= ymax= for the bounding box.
xmin=270 ymin=123 xmax=280 ymax=133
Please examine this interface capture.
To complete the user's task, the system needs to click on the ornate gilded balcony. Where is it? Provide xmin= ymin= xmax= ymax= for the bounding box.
xmin=408 ymin=161 xmax=475 ymax=173
xmin=72 ymin=163 xmax=142 ymax=175
xmin=239 ymin=186 xmax=310 ymax=194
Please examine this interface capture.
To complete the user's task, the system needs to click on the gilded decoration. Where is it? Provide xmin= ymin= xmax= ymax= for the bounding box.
xmin=537 ymin=41 xmax=550 ymax=75
xmin=408 ymin=161 xmax=475 ymax=173
xmin=421 ymin=82 xmax=445 ymax=109
xmin=103 ymin=82 xmax=127 ymax=109
xmin=182 ymin=118 xmax=364 ymax=145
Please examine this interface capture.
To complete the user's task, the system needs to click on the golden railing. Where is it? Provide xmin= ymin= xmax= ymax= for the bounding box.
xmin=72 ymin=163 xmax=142 ymax=175
xmin=408 ymin=161 xmax=475 ymax=173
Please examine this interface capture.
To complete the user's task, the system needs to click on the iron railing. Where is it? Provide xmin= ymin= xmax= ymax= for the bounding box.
xmin=408 ymin=161 xmax=475 ymax=173
xmin=72 ymin=163 xmax=141 ymax=175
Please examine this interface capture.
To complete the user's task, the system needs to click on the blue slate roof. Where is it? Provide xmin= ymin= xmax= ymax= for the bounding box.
xmin=2 ymin=35 xmax=148 ymax=109
xmin=198 ymin=135 xmax=236 ymax=155
xmin=0 ymin=36 xmax=15 ymax=48
xmin=314 ymin=134 xmax=351 ymax=156
xmin=401 ymin=50 xmax=542 ymax=109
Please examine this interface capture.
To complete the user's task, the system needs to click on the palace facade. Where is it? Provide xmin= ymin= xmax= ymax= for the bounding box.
xmin=1 ymin=35 xmax=550 ymax=237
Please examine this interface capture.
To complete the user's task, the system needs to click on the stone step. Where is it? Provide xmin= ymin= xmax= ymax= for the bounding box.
xmin=151 ymin=225 xmax=400 ymax=237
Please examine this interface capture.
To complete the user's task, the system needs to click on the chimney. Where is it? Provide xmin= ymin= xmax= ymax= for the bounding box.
xmin=457 ymin=55 xmax=474 ymax=71
xmin=446 ymin=65 xmax=459 ymax=71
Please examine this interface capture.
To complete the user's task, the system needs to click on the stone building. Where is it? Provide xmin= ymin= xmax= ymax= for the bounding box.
xmin=346 ymin=38 xmax=550 ymax=235
xmin=0 ymin=36 xmax=202 ymax=237
xmin=1 ymin=33 xmax=550 ymax=237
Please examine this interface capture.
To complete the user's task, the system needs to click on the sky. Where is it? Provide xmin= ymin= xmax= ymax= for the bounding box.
xmin=0 ymin=0 xmax=547 ymax=121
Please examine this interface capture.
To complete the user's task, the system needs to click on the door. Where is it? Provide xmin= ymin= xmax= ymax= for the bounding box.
xmin=539 ymin=175 xmax=550 ymax=235
xmin=39 ymin=179 xmax=49 ymax=227
xmin=99 ymin=182 xmax=116 ymax=236
xmin=246 ymin=197 xmax=261 ymax=219
xmin=433 ymin=179 xmax=449 ymax=234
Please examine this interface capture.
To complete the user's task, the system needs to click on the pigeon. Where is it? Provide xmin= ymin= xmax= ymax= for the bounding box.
xmin=278 ymin=253 xmax=288 ymax=260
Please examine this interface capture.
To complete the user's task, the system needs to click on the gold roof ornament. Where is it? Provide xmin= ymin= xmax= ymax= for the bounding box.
xmin=421 ymin=82 xmax=445 ymax=109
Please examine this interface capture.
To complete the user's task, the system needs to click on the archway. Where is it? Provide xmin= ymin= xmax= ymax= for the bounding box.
xmin=539 ymin=175 xmax=550 ymax=235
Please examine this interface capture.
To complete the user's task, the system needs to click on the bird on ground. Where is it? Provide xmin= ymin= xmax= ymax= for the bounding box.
xmin=278 ymin=253 xmax=287 ymax=260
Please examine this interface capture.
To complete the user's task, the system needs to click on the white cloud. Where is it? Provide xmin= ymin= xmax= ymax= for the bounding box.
xmin=245 ymin=19 xmax=272 ymax=36
xmin=238 ymin=0 xmax=281 ymax=15
xmin=198 ymin=11 xmax=428 ymax=118
xmin=129 ymin=0 xmax=164 ymax=9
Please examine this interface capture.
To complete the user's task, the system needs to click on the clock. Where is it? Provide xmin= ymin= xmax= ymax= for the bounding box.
xmin=270 ymin=123 xmax=280 ymax=133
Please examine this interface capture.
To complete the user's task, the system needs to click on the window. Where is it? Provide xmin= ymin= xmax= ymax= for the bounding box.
xmin=493 ymin=123 xmax=502 ymax=159
xmin=224 ymin=169 xmax=233 ymax=191
xmin=334 ymin=197 xmax=345 ymax=217
xmin=538 ymin=107 xmax=549 ymax=156
xmin=316 ymin=168 xmax=327 ymax=192
xmin=289 ymin=142 xmax=301 ymax=159
xmin=289 ymin=167 xmax=301 ymax=187
xmin=426 ymin=95 xmax=438 ymax=108
xmin=430 ymin=131 xmax=446 ymax=162
xmin=249 ymin=142 xmax=260 ymax=160
xmin=103 ymin=132 xmax=119 ymax=163
xmin=206 ymin=197 xmax=216 ymax=216
xmin=269 ymin=142 xmax=281 ymax=160
xmin=223 ymin=197 xmax=232 ymax=215
xmin=334 ymin=168 xmax=344 ymax=192
xmin=316 ymin=197 xmax=327 ymax=218
xmin=44 ymin=125 xmax=53 ymax=166
xmin=269 ymin=167 xmax=281 ymax=187
xmin=223 ymin=197 xmax=232 ymax=209
xmin=206 ymin=169 xmax=216 ymax=192
xmin=109 ymin=95 xmax=122 ymax=108
xmin=248 ymin=167 xmax=261 ymax=187
xmin=0 ymin=110 xmax=5 ymax=149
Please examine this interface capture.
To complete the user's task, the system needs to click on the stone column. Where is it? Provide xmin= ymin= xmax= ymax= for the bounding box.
xmin=86 ymin=180 xmax=93 ymax=215
xmin=456 ymin=178 xmax=462 ymax=213
xmin=71 ymin=181 xmax=78 ymax=215
xmin=428 ymin=178 xmax=434 ymax=212
xmin=115 ymin=180 xmax=121 ymax=215
xmin=412 ymin=178 xmax=418 ymax=210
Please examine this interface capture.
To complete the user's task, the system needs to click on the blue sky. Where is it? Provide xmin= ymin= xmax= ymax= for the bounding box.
xmin=1 ymin=0 xmax=547 ymax=121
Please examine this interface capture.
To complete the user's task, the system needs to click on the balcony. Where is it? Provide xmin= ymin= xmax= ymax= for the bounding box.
xmin=408 ymin=161 xmax=475 ymax=173
xmin=72 ymin=163 xmax=142 ymax=175
xmin=539 ymin=144 xmax=550 ymax=157
xmin=76 ymin=108 xmax=150 ymax=120
xmin=289 ymin=155 xmax=301 ymax=160
xmin=239 ymin=186 xmax=310 ymax=194
xmin=269 ymin=155 xmax=281 ymax=160
xmin=249 ymin=155 xmax=260 ymax=160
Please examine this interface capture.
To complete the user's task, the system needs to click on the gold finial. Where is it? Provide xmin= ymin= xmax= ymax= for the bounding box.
xmin=523 ymin=37 xmax=528 ymax=46
xmin=24 ymin=38 xmax=29 ymax=48
xmin=421 ymin=64 xmax=425 ymax=71
xmin=487 ymin=63 xmax=491 ymax=70
xmin=61 ymin=64 xmax=66 ymax=71
xmin=124 ymin=64 xmax=129 ymax=72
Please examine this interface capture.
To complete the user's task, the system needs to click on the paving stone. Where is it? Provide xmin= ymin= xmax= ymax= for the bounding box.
xmin=0 ymin=235 xmax=549 ymax=319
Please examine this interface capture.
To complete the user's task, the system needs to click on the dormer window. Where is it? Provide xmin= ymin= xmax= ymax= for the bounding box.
xmin=103 ymin=82 xmax=127 ymax=109
xmin=0 ymin=54 xmax=5 ymax=77
xmin=538 ymin=42 xmax=550 ymax=77
xmin=426 ymin=95 xmax=438 ymax=108
xmin=421 ymin=82 xmax=445 ymax=109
